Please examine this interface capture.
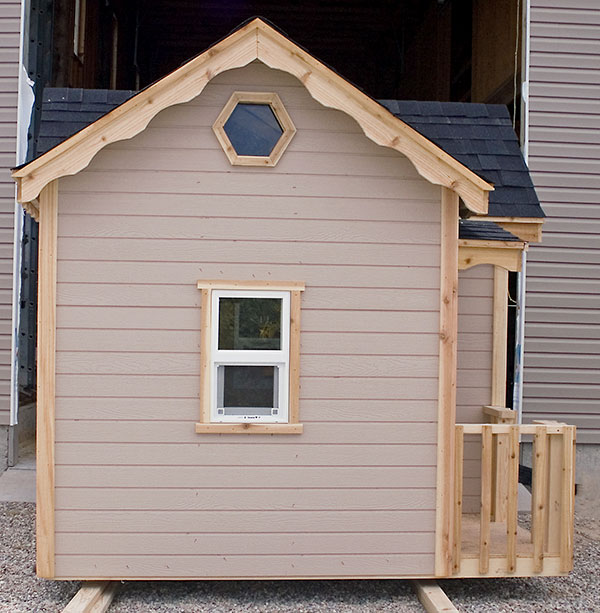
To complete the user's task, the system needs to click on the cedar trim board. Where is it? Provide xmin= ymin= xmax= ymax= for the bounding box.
xmin=458 ymin=240 xmax=526 ymax=272
xmin=36 ymin=180 xmax=58 ymax=578
xmin=470 ymin=216 xmax=544 ymax=243
xmin=51 ymin=558 xmax=569 ymax=580
xmin=212 ymin=91 xmax=296 ymax=166
xmin=12 ymin=19 xmax=492 ymax=214
xmin=435 ymin=188 xmax=459 ymax=577
xmin=491 ymin=267 xmax=509 ymax=407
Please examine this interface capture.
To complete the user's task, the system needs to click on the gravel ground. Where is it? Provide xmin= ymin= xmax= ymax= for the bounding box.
xmin=1 ymin=502 xmax=598 ymax=612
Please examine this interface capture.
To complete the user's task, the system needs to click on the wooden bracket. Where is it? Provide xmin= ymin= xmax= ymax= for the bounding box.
xmin=412 ymin=580 xmax=459 ymax=612
xmin=62 ymin=581 xmax=118 ymax=613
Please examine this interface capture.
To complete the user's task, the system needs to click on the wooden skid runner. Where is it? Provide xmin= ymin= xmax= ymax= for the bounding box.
xmin=413 ymin=580 xmax=459 ymax=612
xmin=62 ymin=581 xmax=118 ymax=613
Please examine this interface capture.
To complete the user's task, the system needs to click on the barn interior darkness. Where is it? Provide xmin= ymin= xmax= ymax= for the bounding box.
xmin=46 ymin=0 xmax=523 ymax=110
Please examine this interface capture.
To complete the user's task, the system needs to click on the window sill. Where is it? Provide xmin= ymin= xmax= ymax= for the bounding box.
xmin=195 ymin=423 xmax=303 ymax=434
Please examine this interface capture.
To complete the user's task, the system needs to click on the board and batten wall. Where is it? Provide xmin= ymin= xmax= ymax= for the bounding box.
xmin=524 ymin=1 xmax=600 ymax=443
xmin=52 ymin=62 xmax=443 ymax=579
xmin=456 ymin=265 xmax=494 ymax=513
xmin=0 ymin=0 xmax=19 ymax=430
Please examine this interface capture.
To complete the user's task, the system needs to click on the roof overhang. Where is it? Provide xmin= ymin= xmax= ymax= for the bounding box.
xmin=12 ymin=18 xmax=492 ymax=213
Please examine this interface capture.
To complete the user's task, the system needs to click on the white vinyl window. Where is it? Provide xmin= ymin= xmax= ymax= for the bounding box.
xmin=211 ymin=290 xmax=290 ymax=423
xmin=195 ymin=280 xmax=304 ymax=434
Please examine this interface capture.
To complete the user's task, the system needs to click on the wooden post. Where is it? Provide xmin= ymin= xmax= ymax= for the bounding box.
xmin=434 ymin=188 xmax=459 ymax=577
xmin=491 ymin=267 xmax=508 ymax=407
xmin=560 ymin=426 xmax=576 ymax=572
xmin=452 ymin=425 xmax=464 ymax=575
xmin=545 ymin=432 xmax=563 ymax=555
xmin=483 ymin=405 xmax=515 ymax=522
xmin=506 ymin=425 xmax=520 ymax=573
xmin=480 ymin=425 xmax=492 ymax=574
xmin=532 ymin=427 xmax=548 ymax=573
xmin=36 ymin=180 xmax=58 ymax=579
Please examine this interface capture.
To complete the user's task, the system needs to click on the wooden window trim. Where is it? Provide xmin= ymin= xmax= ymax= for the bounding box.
xmin=212 ymin=92 xmax=296 ymax=167
xmin=196 ymin=280 xmax=304 ymax=434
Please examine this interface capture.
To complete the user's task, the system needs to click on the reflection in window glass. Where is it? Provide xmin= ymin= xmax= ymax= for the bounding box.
xmin=218 ymin=297 xmax=281 ymax=350
xmin=218 ymin=365 xmax=278 ymax=411
xmin=223 ymin=103 xmax=283 ymax=156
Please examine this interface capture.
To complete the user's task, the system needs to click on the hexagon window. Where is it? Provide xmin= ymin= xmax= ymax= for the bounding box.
xmin=213 ymin=92 xmax=296 ymax=166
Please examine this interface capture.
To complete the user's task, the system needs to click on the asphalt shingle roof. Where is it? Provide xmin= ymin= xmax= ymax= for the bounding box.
xmin=458 ymin=219 xmax=521 ymax=242
xmin=379 ymin=100 xmax=544 ymax=218
xmin=36 ymin=89 xmax=543 ymax=222
xmin=36 ymin=88 xmax=136 ymax=157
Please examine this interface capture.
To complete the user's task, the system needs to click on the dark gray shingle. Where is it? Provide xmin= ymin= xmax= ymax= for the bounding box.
xmin=459 ymin=220 xmax=521 ymax=242
xmin=379 ymin=99 xmax=544 ymax=219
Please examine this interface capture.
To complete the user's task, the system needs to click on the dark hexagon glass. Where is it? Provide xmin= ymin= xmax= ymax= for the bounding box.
xmin=223 ymin=103 xmax=283 ymax=156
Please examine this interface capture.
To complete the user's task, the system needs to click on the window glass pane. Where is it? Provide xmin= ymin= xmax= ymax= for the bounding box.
xmin=218 ymin=365 xmax=278 ymax=409
xmin=223 ymin=103 xmax=283 ymax=156
xmin=218 ymin=297 xmax=281 ymax=350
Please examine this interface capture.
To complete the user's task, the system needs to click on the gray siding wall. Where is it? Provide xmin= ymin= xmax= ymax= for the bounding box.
xmin=0 ymin=0 xmax=19 ymax=425
xmin=456 ymin=264 xmax=494 ymax=513
xmin=52 ymin=63 xmax=442 ymax=579
xmin=525 ymin=1 xmax=600 ymax=442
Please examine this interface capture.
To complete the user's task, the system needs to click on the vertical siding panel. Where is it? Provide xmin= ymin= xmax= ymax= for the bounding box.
xmin=0 ymin=0 xmax=19 ymax=424
xmin=53 ymin=63 xmax=442 ymax=579
xmin=526 ymin=1 xmax=600 ymax=442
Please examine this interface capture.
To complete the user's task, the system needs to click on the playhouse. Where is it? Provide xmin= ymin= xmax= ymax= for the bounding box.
xmin=12 ymin=19 xmax=575 ymax=581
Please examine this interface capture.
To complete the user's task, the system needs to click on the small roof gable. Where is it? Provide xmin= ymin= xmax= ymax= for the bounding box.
xmin=380 ymin=100 xmax=543 ymax=219
xmin=13 ymin=18 xmax=491 ymax=214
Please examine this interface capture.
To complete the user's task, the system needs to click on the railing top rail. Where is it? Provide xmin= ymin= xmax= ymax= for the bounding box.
xmin=458 ymin=423 xmax=575 ymax=435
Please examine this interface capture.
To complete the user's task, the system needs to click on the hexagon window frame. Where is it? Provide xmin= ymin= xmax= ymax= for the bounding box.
xmin=213 ymin=92 xmax=296 ymax=167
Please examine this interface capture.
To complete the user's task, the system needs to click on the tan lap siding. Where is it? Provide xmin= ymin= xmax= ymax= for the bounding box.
xmin=456 ymin=265 xmax=494 ymax=513
xmin=53 ymin=63 xmax=441 ymax=579
xmin=525 ymin=1 xmax=600 ymax=442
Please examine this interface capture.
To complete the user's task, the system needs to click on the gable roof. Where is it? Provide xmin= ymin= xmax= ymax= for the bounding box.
xmin=381 ymin=100 xmax=544 ymax=219
xmin=13 ymin=18 xmax=491 ymax=214
xmin=35 ymin=88 xmax=541 ymax=223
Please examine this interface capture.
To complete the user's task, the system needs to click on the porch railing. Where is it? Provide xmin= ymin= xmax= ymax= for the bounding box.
xmin=453 ymin=419 xmax=576 ymax=576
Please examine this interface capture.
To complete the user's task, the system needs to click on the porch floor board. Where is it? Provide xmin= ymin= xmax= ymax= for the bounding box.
xmin=461 ymin=513 xmax=533 ymax=558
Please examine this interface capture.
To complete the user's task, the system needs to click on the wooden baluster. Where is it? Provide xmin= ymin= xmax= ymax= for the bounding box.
xmin=480 ymin=425 xmax=492 ymax=574
xmin=532 ymin=427 xmax=548 ymax=573
xmin=506 ymin=425 xmax=519 ymax=573
xmin=560 ymin=426 xmax=576 ymax=572
xmin=453 ymin=426 xmax=464 ymax=574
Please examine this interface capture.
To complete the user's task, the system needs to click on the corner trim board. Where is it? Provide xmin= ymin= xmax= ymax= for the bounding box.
xmin=36 ymin=179 xmax=58 ymax=578
xmin=435 ymin=187 xmax=459 ymax=577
